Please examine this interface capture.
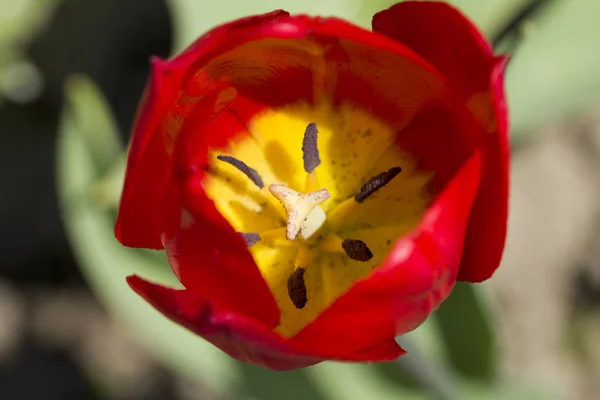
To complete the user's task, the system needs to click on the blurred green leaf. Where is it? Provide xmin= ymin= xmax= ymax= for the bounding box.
xmin=461 ymin=381 xmax=560 ymax=400
xmin=61 ymin=75 xmax=125 ymax=210
xmin=506 ymin=0 xmax=600 ymax=136
xmin=307 ymin=362 xmax=431 ymax=400
xmin=434 ymin=282 xmax=496 ymax=381
xmin=235 ymin=365 xmax=326 ymax=400
xmin=63 ymin=76 xmax=122 ymax=174
xmin=56 ymin=74 xmax=240 ymax=397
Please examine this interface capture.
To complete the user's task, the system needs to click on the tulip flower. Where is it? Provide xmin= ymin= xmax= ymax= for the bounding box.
xmin=115 ymin=1 xmax=509 ymax=370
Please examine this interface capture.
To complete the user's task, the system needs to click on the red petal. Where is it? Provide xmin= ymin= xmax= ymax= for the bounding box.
xmin=459 ymin=59 xmax=509 ymax=281
xmin=127 ymin=275 xmax=322 ymax=370
xmin=115 ymin=57 xmax=185 ymax=249
xmin=115 ymin=10 xmax=291 ymax=249
xmin=293 ymin=151 xmax=482 ymax=356
xmin=372 ymin=1 xmax=494 ymax=100
xmin=160 ymin=201 xmax=280 ymax=327
xmin=373 ymin=2 xmax=509 ymax=281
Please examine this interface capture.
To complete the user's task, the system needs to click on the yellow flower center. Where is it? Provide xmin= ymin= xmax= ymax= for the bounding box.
xmin=204 ymin=101 xmax=433 ymax=337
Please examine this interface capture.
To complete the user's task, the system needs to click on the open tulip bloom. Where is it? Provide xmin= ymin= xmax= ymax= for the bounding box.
xmin=115 ymin=1 xmax=509 ymax=370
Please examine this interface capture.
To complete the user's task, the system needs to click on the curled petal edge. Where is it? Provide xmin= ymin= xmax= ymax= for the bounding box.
xmin=127 ymin=275 xmax=403 ymax=370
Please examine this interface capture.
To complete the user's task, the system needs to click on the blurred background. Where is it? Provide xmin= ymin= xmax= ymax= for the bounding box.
xmin=1 ymin=0 xmax=600 ymax=399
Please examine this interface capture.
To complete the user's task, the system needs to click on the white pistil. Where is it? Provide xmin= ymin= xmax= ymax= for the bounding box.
xmin=268 ymin=184 xmax=330 ymax=241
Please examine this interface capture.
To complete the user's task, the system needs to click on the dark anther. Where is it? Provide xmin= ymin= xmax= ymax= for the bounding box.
xmin=216 ymin=155 xmax=264 ymax=189
xmin=287 ymin=267 xmax=308 ymax=309
xmin=354 ymin=167 xmax=402 ymax=203
xmin=302 ymin=122 xmax=321 ymax=173
xmin=342 ymin=239 xmax=373 ymax=262
xmin=239 ymin=232 xmax=261 ymax=247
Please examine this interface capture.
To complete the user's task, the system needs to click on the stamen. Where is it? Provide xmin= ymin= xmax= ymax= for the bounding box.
xmin=302 ymin=122 xmax=321 ymax=173
xmin=287 ymin=267 xmax=308 ymax=309
xmin=342 ymin=239 xmax=373 ymax=262
xmin=355 ymin=167 xmax=402 ymax=203
xmin=216 ymin=155 xmax=264 ymax=189
xmin=239 ymin=232 xmax=261 ymax=247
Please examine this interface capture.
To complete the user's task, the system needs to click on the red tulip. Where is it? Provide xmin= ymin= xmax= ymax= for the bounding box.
xmin=115 ymin=1 xmax=508 ymax=370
